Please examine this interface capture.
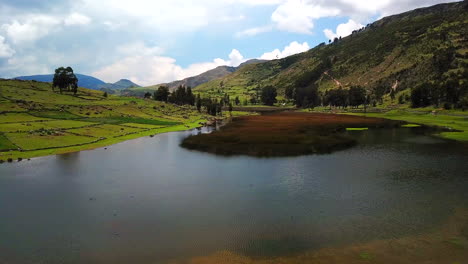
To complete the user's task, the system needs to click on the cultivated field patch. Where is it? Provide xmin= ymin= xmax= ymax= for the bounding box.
xmin=0 ymin=120 xmax=95 ymax=133
xmin=6 ymin=132 xmax=98 ymax=150
xmin=68 ymin=124 xmax=144 ymax=138
xmin=0 ymin=113 xmax=51 ymax=123
xmin=120 ymin=123 xmax=166 ymax=129
xmin=0 ymin=134 xmax=17 ymax=151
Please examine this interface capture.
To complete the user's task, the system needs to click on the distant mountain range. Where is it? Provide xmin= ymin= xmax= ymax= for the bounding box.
xmin=122 ymin=59 xmax=267 ymax=97
xmin=14 ymin=74 xmax=140 ymax=91
xmin=154 ymin=59 xmax=267 ymax=91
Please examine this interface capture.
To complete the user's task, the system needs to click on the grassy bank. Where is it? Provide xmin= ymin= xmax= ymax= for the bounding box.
xmin=181 ymin=112 xmax=401 ymax=157
xmin=345 ymin=109 xmax=468 ymax=141
xmin=0 ymin=79 xmax=211 ymax=161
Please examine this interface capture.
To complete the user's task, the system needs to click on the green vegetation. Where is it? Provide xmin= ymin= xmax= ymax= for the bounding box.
xmin=347 ymin=109 xmax=468 ymax=141
xmin=346 ymin=127 xmax=369 ymax=131
xmin=359 ymin=252 xmax=374 ymax=260
xmin=402 ymin=124 xmax=422 ymax=128
xmin=0 ymin=79 xmax=209 ymax=160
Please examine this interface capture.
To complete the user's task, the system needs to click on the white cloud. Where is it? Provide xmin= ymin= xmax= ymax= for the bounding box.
xmin=64 ymin=13 xmax=91 ymax=26
xmin=92 ymin=46 xmax=247 ymax=86
xmin=116 ymin=41 xmax=163 ymax=56
xmin=260 ymin=41 xmax=309 ymax=60
xmin=271 ymin=0 xmax=340 ymax=34
xmin=1 ymin=15 xmax=61 ymax=44
xmin=0 ymin=55 xmax=49 ymax=76
xmin=324 ymin=19 xmax=364 ymax=40
xmin=235 ymin=25 xmax=273 ymax=38
xmin=0 ymin=35 xmax=15 ymax=58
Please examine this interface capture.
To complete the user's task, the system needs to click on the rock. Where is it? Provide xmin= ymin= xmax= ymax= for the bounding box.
xmin=0 ymin=160 xmax=4 ymax=163
xmin=17 ymin=158 xmax=23 ymax=162
xmin=150 ymin=135 xmax=154 ymax=137
xmin=7 ymin=158 xmax=13 ymax=163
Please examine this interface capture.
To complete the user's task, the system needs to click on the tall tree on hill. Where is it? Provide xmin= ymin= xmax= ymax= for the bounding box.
xmin=53 ymin=67 xmax=78 ymax=94
xmin=196 ymin=94 xmax=202 ymax=112
xmin=154 ymin=86 xmax=169 ymax=102
xmin=186 ymin=87 xmax=195 ymax=106
xmin=261 ymin=86 xmax=277 ymax=106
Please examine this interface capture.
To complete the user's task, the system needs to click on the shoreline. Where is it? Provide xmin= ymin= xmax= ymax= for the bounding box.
xmin=0 ymin=119 xmax=206 ymax=162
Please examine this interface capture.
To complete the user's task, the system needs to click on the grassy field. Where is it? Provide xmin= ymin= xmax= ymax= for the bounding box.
xmin=345 ymin=109 xmax=468 ymax=141
xmin=0 ymin=79 xmax=210 ymax=161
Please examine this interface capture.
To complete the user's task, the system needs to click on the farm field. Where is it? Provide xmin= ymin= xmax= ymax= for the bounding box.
xmin=0 ymin=79 xmax=209 ymax=161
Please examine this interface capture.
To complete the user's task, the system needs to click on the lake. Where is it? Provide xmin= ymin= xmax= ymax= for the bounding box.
xmin=0 ymin=126 xmax=467 ymax=263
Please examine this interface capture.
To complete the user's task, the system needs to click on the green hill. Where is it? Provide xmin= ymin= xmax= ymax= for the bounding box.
xmin=195 ymin=1 xmax=468 ymax=107
xmin=0 ymin=79 xmax=206 ymax=161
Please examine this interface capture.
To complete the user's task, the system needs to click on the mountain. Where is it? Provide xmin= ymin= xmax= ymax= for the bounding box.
xmin=98 ymin=79 xmax=140 ymax=90
xmin=144 ymin=59 xmax=267 ymax=92
xmin=15 ymin=74 xmax=106 ymax=90
xmin=195 ymin=1 xmax=468 ymax=107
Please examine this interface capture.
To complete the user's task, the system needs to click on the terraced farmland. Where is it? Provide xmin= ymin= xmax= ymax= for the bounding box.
xmin=0 ymin=79 xmax=208 ymax=161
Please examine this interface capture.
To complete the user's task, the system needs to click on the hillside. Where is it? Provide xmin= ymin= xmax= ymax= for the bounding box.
xmin=123 ymin=59 xmax=267 ymax=97
xmin=195 ymin=1 xmax=468 ymax=107
xmin=153 ymin=66 xmax=236 ymax=91
xmin=15 ymin=74 xmax=106 ymax=90
xmin=0 ymin=79 xmax=206 ymax=161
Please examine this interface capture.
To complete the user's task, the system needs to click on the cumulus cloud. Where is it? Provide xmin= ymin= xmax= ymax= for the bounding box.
xmin=64 ymin=13 xmax=92 ymax=26
xmin=323 ymin=19 xmax=364 ymax=40
xmin=260 ymin=41 xmax=310 ymax=60
xmin=2 ymin=15 xmax=61 ymax=44
xmin=0 ymin=35 xmax=15 ymax=58
xmin=92 ymin=46 xmax=247 ymax=86
xmin=271 ymin=0 xmax=340 ymax=34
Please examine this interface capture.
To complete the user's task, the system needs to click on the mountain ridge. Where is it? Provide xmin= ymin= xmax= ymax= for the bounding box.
xmin=194 ymin=1 xmax=468 ymax=108
xmin=14 ymin=74 xmax=140 ymax=91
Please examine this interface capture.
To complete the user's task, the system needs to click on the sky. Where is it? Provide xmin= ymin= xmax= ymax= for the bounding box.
xmin=0 ymin=0 xmax=459 ymax=86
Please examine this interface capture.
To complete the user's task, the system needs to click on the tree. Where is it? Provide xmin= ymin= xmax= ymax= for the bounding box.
xmin=154 ymin=86 xmax=169 ymax=102
xmin=260 ymin=86 xmax=277 ymax=106
xmin=285 ymin=87 xmax=295 ymax=100
xmin=235 ymin=96 xmax=240 ymax=106
xmin=348 ymin=85 xmax=366 ymax=108
xmin=324 ymin=88 xmax=348 ymax=108
xmin=53 ymin=67 xmax=78 ymax=94
xmin=228 ymin=103 xmax=233 ymax=114
xmin=294 ymin=85 xmax=320 ymax=108
xmin=103 ymin=92 xmax=108 ymax=98
xmin=144 ymin=92 xmax=152 ymax=99
xmin=186 ymin=87 xmax=195 ymax=106
xmin=196 ymin=94 xmax=202 ymax=112
xmin=411 ymin=83 xmax=433 ymax=108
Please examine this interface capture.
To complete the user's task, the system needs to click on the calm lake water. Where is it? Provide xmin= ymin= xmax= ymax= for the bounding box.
xmin=0 ymin=127 xmax=467 ymax=263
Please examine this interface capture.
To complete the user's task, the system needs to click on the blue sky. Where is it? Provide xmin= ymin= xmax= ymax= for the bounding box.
xmin=0 ymin=0 xmax=458 ymax=86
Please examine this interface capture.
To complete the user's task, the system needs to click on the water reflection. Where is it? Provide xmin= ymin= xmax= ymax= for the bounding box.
xmin=0 ymin=127 xmax=466 ymax=264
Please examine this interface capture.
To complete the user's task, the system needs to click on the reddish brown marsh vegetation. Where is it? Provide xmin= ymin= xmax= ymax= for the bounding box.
xmin=181 ymin=112 xmax=400 ymax=157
